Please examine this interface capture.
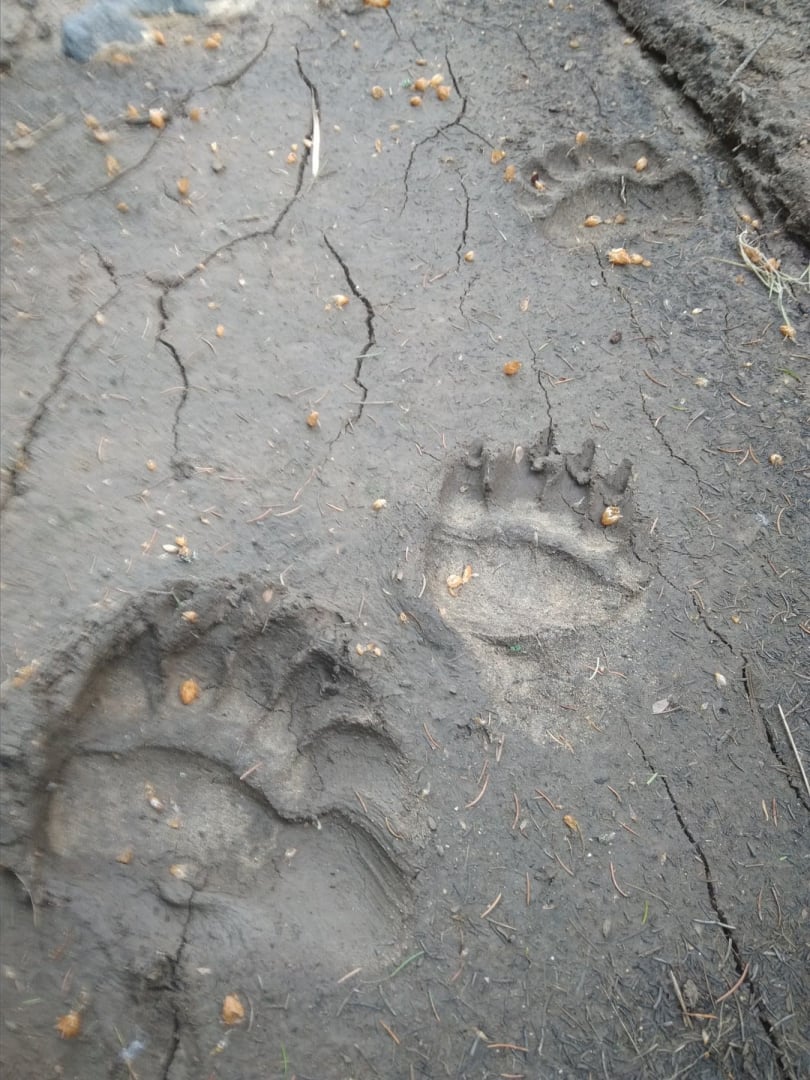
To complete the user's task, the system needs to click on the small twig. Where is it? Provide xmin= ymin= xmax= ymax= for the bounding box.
xmin=511 ymin=792 xmax=520 ymax=830
xmin=422 ymin=722 xmax=441 ymax=750
xmin=715 ymin=961 xmax=750 ymax=1004
xmin=728 ymin=27 xmax=777 ymax=85
xmin=670 ymin=970 xmax=693 ymax=1028
xmin=642 ymin=369 xmax=669 ymax=388
xmin=465 ymin=772 xmax=489 ymax=809
xmin=239 ymin=762 xmax=262 ymax=781
xmin=534 ymin=789 xmax=562 ymax=810
xmin=480 ymin=892 xmax=502 ymax=919
xmin=379 ymin=1020 xmax=400 ymax=1045
xmin=609 ymin=861 xmax=630 ymax=898
xmin=778 ymin=705 xmax=810 ymax=797
xmin=554 ymin=852 xmax=574 ymax=876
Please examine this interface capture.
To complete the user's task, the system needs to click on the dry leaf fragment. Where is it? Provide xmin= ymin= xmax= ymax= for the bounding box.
xmin=584 ymin=215 xmax=602 ymax=227
xmin=177 ymin=177 xmax=190 ymax=197
xmin=179 ymin=678 xmax=200 ymax=705
xmin=490 ymin=148 xmax=506 ymax=164
xmin=222 ymin=995 xmax=245 ymax=1024
xmin=55 ymin=1011 xmax=82 ymax=1039
xmin=145 ymin=782 xmax=164 ymax=811
xmin=503 ymin=164 xmax=517 ymax=182
xmin=306 ymin=410 xmax=320 ymax=428
xmin=105 ymin=155 xmax=121 ymax=177
xmin=503 ymin=360 xmax=521 ymax=376
xmin=447 ymin=565 xmax=473 ymax=597
xmin=446 ymin=573 xmax=464 ymax=596
xmin=607 ymin=247 xmax=631 ymax=265
xmin=11 ymin=662 xmax=38 ymax=689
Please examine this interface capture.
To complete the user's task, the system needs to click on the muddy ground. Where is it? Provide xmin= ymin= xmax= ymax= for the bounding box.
xmin=1 ymin=1 xmax=808 ymax=1078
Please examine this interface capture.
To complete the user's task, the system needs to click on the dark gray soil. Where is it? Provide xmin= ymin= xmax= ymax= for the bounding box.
xmin=1 ymin=1 xmax=808 ymax=1078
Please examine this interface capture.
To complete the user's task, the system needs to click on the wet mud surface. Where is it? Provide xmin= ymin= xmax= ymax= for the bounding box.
xmin=1 ymin=1 xmax=808 ymax=1078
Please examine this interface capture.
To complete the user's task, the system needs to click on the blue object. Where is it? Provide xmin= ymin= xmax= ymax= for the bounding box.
xmin=62 ymin=0 xmax=205 ymax=61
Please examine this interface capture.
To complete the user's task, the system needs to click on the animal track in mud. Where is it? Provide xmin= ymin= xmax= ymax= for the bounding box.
xmin=427 ymin=430 xmax=649 ymax=643
xmin=41 ymin=604 xmax=414 ymax=1006
xmin=519 ymin=137 xmax=702 ymax=245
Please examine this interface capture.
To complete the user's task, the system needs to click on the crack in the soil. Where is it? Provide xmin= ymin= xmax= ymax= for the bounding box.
xmin=156 ymin=294 xmax=190 ymax=479
xmin=529 ymin=339 xmax=554 ymax=438
xmin=401 ymin=53 xmax=467 ymax=215
xmin=92 ymin=245 xmax=118 ymax=287
xmin=204 ymin=25 xmax=275 ymax=91
xmin=158 ymin=901 xmax=192 ymax=1080
xmin=638 ymin=386 xmax=702 ymax=487
xmin=1 ymin=287 xmax=121 ymax=511
xmin=594 ymin=247 xmax=704 ymax=491
xmin=146 ymin=40 xmax=320 ymax=465
xmin=632 ymin=733 xmax=796 ymax=1077
xmin=8 ymin=31 xmax=277 ymax=225
xmin=322 ymin=234 xmax=374 ymax=427
xmin=454 ymin=171 xmax=471 ymax=269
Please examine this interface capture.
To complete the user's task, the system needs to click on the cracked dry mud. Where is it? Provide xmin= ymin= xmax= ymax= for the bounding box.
xmin=1 ymin=1 xmax=808 ymax=1078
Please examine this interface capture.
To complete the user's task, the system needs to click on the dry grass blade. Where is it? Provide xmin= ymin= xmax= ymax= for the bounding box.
xmin=778 ymin=704 xmax=810 ymax=798
xmin=737 ymin=229 xmax=809 ymax=334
